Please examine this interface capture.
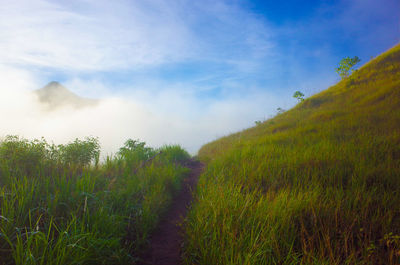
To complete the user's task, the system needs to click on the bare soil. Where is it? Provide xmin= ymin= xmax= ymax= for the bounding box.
xmin=137 ymin=159 xmax=203 ymax=265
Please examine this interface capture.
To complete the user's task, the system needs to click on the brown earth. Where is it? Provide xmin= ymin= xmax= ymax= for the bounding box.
xmin=137 ymin=159 xmax=204 ymax=265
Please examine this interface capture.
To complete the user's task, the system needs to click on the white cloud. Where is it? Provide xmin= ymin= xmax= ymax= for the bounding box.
xmin=0 ymin=0 xmax=192 ymax=71
xmin=0 ymin=0 xmax=272 ymax=72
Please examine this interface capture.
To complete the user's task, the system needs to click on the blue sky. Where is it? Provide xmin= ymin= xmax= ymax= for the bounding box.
xmin=0 ymin=0 xmax=399 ymax=153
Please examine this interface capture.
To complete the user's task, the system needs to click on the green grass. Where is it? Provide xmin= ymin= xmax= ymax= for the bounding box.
xmin=0 ymin=137 xmax=190 ymax=264
xmin=184 ymin=43 xmax=400 ymax=264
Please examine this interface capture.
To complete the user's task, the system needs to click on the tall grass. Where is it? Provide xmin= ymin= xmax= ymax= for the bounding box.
xmin=184 ymin=44 xmax=400 ymax=264
xmin=0 ymin=137 xmax=190 ymax=264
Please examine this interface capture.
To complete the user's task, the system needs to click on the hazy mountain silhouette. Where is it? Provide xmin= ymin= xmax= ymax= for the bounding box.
xmin=35 ymin=81 xmax=98 ymax=110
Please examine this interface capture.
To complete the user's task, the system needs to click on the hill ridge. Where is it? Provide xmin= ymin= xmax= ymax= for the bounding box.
xmin=184 ymin=43 xmax=400 ymax=264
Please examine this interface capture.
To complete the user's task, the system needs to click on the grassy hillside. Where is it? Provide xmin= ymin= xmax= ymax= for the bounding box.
xmin=0 ymin=137 xmax=190 ymax=265
xmin=184 ymin=44 xmax=400 ymax=265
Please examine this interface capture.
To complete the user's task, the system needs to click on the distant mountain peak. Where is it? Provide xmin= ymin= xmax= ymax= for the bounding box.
xmin=40 ymin=81 xmax=70 ymax=93
xmin=35 ymin=82 xmax=98 ymax=110
xmin=47 ymin=81 xmax=61 ymax=86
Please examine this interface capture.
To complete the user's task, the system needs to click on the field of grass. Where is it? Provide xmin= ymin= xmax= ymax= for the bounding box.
xmin=0 ymin=136 xmax=190 ymax=265
xmin=184 ymin=44 xmax=400 ymax=264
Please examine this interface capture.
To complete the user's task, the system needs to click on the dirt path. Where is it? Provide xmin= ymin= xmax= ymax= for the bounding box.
xmin=138 ymin=159 xmax=203 ymax=265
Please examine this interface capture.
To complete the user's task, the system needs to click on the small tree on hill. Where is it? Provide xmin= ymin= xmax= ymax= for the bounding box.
xmin=336 ymin=56 xmax=361 ymax=79
xmin=293 ymin=91 xmax=305 ymax=102
xmin=277 ymin=107 xmax=285 ymax=114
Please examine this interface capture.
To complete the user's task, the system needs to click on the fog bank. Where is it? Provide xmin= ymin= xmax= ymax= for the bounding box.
xmin=0 ymin=69 xmax=279 ymax=155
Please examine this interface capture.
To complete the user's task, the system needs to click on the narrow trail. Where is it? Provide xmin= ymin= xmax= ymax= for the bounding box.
xmin=138 ymin=159 xmax=204 ymax=265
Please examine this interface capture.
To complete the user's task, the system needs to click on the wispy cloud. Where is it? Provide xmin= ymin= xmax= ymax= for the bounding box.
xmin=0 ymin=0 xmax=189 ymax=70
xmin=0 ymin=0 xmax=272 ymax=72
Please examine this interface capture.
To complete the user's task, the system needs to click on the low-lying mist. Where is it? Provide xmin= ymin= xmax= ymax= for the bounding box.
xmin=0 ymin=70 xmax=279 ymax=155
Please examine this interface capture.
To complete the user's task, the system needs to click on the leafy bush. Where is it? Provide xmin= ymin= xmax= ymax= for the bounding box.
xmin=118 ymin=139 xmax=155 ymax=161
xmin=0 ymin=136 xmax=51 ymax=178
xmin=59 ymin=137 xmax=100 ymax=168
xmin=0 ymin=137 xmax=191 ymax=264
xmin=158 ymin=145 xmax=190 ymax=163
xmin=0 ymin=136 xmax=100 ymax=180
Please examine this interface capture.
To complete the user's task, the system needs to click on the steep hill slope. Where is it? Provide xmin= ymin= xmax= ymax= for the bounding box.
xmin=184 ymin=44 xmax=400 ymax=265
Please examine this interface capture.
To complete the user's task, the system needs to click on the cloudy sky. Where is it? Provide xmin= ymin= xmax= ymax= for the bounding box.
xmin=0 ymin=0 xmax=399 ymax=154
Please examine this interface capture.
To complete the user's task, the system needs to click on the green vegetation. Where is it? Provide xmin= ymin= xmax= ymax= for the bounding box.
xmin=0 ymin=136 xmax=190 ymax=264
xmin=293 ymin=91 xmax=305 ymax=102
xmin=184 ymin=44 xmax=400 ymax=264
xmin=276 ymin=107 xmax=286 ymax=114
xmin=336 ymin=56 xmax=361 ymax=79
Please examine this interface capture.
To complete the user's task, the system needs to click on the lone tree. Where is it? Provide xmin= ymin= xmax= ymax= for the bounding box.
xmin=277 ymin=107 xmax=285 ymax=114
xmin=336 ymin=56 xmax=361 ymax=79
xmin=293 ymin=91 xmax=305 ymax=102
